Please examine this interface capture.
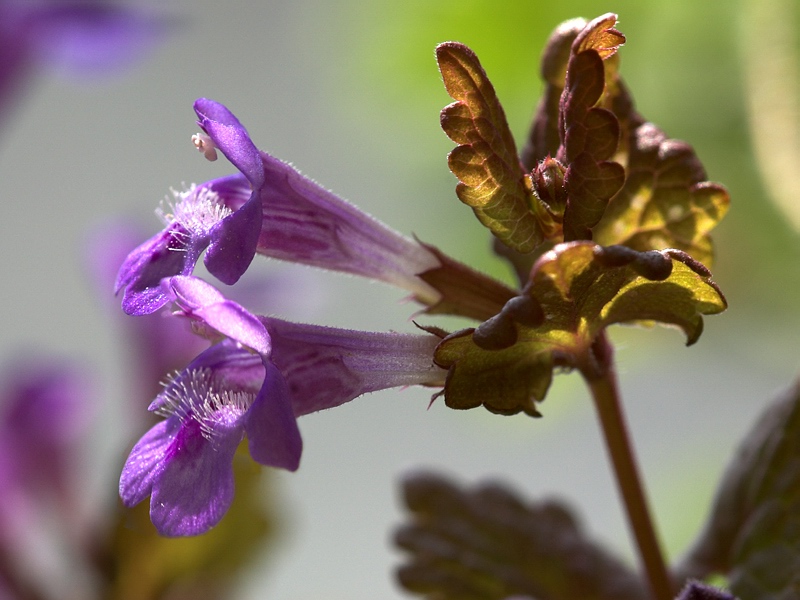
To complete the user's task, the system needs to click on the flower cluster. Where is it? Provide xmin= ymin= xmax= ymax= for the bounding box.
xmin=116 ymin=99 xmax=451 ymax=536
xmin=117 ymin=14 xmax=729 ymax=540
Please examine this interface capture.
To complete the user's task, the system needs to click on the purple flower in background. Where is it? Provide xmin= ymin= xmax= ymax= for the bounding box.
xmin=120 ymin=276 xmax=445 ymax=535
xmin=86 ymin=220 xmax=212 ymax=404
xmin=116 ymin=98 xmax=442 ymax=316
xmin=0 ymin=1 xmax=168 ymax=128
xmin=0 ymin=358 xmax=91 ymax=543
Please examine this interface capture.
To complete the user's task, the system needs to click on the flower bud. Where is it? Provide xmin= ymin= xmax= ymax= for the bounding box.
xmin=532 ymin=156 xmax=568 ymax=214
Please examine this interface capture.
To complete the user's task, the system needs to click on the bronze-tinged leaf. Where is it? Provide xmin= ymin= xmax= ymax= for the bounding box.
xmin=572 ymin=13 xmax=626 ymax=59
xmin=563 ymin=153 xmax=626 ymax=241
xmin=592 ymin=121 xmax=730 ymax=267
xmin=523 ymin=19 xmax=587 ymax=168
xmin=434 ymin=242 xmax=726 ymax=415
xmin=523 ymin=14 xmax=635 ymax=171
xmin=678 ymin=380 xmax=800 ymax=599
xmin=555 ymin=18 xmax=626 ymax=243
xmin=560 ymin=52 xmax=608 ymax=157
xmin=394 ymin=471 xmax=648 ymax=600
xmin=105 ymin=445 xmax=275 ymax=600
xmin=437 ymin=42 xmax=545 ymax=253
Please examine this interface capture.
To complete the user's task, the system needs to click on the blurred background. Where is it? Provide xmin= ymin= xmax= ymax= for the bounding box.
xmin=0 ymin=0 xmax=798 ymax=598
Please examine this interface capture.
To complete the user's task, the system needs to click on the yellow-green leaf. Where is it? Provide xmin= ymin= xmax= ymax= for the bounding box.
xmin=435 ymin=242 xmax=726 ymax=415
xmin=592 ymin=123 xmax=730 ymax=267
xmin=437 ymin=42 xmax=545 ymax=253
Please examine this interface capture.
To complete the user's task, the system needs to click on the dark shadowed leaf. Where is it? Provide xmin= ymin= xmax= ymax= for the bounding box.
xmin=394 ymin=471 xmax=648 ymax=600
xmin=675 ymin=580 xmax=737 ymax=600
xmin=678 ymin=381 xmax=800 ymax=599
xmin=592 ymin=122 xmax=730 ymax=267
xmin=563 ymin=151 xmax=625 ymax=241
xmin=437 ymin=42 xmax=548 ymax=253
xmin=435 ymin=242 xmax=726 ymax=415
xmin=434 ymin=327 xmax=551 ymax=417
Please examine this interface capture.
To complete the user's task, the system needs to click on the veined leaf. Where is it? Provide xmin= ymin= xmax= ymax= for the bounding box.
xmin=434 ymin=242 xmax=726 ymax=415
xmin=437 ymin=42 xmax=545 ymax=253
xmin=523 ymin=14 xmax=627 ymax=169
xmin=678 ymin=381 xmax=800 ymax=599
xmin=572 ymin=13 xmax=626 ymax=59
xmin=558 ymin=15 xmax=626 ymax=241
xmin=516 ymin=13 xmax=728 ymax=270
xmin=395 ymin=471 xmax=648 ymax=600
xmin=593 ymin=123 xmax=730 ymax=267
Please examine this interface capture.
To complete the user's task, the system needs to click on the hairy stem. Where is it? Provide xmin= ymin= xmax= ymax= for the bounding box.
xmin=582 ymin=332 xmax=673 ymax=600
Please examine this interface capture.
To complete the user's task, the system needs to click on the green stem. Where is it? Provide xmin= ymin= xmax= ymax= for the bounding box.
xmin=582 ymin=333 xmax=674 ymax=600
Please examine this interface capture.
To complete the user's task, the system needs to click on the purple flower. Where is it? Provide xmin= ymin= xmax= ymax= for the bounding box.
xmin=120 ymin=276 xmax=445 ymax=536
xmin=116 ymin=98 xmax=442 ymax=316
xmin=0 ymin=1 xmax=169 ymax=129
xmin=0 ymin=358 xmax=91 ymax=542
xmin=85 ymin=220 xmax=212 ymax=404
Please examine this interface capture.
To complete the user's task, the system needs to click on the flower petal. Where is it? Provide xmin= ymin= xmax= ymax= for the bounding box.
xmin=192 ymin=99 xmax=264 ymax=284
xmin=253 ymin=152 xmax=441 ymax=303
xmin=194 ymin=98 xmax=264 ymax=189
xmin=116 ymin=225 xmax=199 ymax=315
xmin=245 ymin=361 xmax=302 ymax=471
xmin=119 ymin=418 xmax=178 ymax=508
xmin=204 ymin=195 xmax=262 ymax=285
xmin=167 ymin=276 xmax=271 ymax=355
xmin=149 ymin=419 xmax=241 ymax=536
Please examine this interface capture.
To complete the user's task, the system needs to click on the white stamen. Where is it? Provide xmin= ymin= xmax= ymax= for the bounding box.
xmin=192 ymin=132 xmax=218 ymax=161
xmin=157 ymin=369 xmax=254 ymax=444
xmin=156 ymin=184 xmax=233 ymax=236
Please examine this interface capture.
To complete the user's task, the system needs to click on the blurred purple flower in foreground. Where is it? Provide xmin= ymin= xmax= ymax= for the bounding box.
xmin=0 ymin=358 xmax=92 ymax=595
xmin=0 ymin=358 xmax=89 ymax=522
xmin=120 ymin=276 xmax=445 ymax=536
xmin=116 ymin=98 xmax=442 ymax=316
xmin=0 ymin=0 xmax=169 ymax=129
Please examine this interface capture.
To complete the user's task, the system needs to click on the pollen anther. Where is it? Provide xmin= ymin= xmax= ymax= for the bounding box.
xmin=192 ymin=132 xmax=218 ymax=161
